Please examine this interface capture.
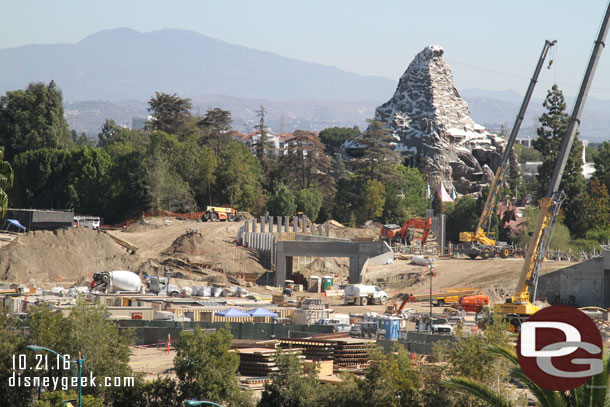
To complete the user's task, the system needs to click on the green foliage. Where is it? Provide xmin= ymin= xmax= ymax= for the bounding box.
xmin=593 ymin=141 xmax=610 ymax=191
xmin=296 ymin=188 xmax=323 ymax=222
xmin=533 ymin=85 xmax=586 ymax=237
xmin=34 ymin=391 xmax=104 ymax=407
xmin=513 ymin=143 xmax=541 ymax=163
xmin=217 ymin=141 xmax=263 ymax=212
xmin=514 ymin=206 xmax=572 ymax=251
xmin=0 ymin=81 xmax=73 ymax=161
xmin=197 ymin=108 xmax=233 ymax=161
xmin=0 ymin=314 xmax=34 ymax=407
xmin=318 ymin=126 xmax=360 ymax=154
xmin=267 ymin=183 xmax=297 ymax=216
xmin=258 ymin=350 xmax=324 ymax=407
xmin=175 ymin=327 xmax=252 ymax=407
xmin=0 ymin=147 xmax=13 ymax=218
xmin=363 ymin=179 xmax=386 ymax=221
xmin=354 ymin=120 xmax=401 ymax=184
xmin=444 ymin=195 xmax=479 ymax=243
xmin=147 ymin=92 xmax=194 ymax=137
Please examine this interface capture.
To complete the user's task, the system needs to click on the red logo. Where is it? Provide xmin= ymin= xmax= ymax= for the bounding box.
xmin=517 ymin=306 xmax=603 ymax=391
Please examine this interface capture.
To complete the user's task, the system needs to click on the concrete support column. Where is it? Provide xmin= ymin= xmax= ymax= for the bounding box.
xmin=325 ymin=223 xmax=330 ymax=237
xmin=310 ymin=221 xmax=315 ymax=234
xmin=302 ymin=216 xmax=306 ymax=233
xmin=268 ymin=216 xmax=273 ymax=233
xmin=293 ymin=216 xmax=298 ymax=233
xmin=277 ymin=216 xmax=281 ymax=233
xmin=284 ymin=216 xmax=290 ymax=232
xmin=252 ymin=219 xmax=257 ymax=233
xmin=260 ymin=216 xmax=266 ymax=233
xmin=317 ymin=225 xmax=322 ymax=236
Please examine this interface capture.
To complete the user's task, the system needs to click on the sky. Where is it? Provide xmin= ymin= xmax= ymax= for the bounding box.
xmin=3 ymin=0 xmax=610 ymax=99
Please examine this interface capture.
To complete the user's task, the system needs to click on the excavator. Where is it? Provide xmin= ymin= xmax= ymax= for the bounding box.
xmin=380 ymin=217 xmax=432 ymax=246
xmin=459 ymin=40 xmax=556 ymax=260
xmin=494 ymin=4 xmax=610 ymax=332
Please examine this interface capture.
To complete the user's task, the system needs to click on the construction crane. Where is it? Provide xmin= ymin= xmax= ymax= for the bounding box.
xmin=494 ymin=4 xmax=610 ymax=332
xmin=459 ymin=40 xmax=556 ymax=260
xmin=380 ymin=217 xmax=432 ymax=245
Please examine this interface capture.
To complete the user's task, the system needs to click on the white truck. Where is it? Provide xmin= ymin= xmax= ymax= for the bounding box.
xmin=344 ymin=284 xmax=389 ymax=306
xmin=146 ymin=276 xmax=180 ymax=297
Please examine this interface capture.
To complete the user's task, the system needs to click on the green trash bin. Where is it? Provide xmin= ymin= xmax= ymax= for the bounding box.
xmin=321 ymin=275 xmax=334 ymax=292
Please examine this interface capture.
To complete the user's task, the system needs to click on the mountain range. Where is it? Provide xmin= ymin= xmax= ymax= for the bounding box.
xmin=1 ymin=28 xmax=609 ymax=142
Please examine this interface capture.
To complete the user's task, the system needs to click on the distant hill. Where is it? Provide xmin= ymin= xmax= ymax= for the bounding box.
xmin=0 ymin=28 xmax=395 ymax=102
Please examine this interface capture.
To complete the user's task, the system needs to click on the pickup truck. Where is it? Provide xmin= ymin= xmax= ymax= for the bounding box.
xmin=315 ymin=318 xmax=351 ymax=333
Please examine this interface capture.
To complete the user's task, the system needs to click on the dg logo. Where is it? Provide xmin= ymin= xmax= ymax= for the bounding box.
xmin=517 ymin=305 xmax=603 ymax=391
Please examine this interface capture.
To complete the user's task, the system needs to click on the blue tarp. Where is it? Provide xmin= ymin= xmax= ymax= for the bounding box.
xmin=7 ymin=219 xmax=26 ymax=230
xmin=247 ymin=308 xmax=278 ymax=317
xmin=215 ymin=308 xmax=249 ymax=317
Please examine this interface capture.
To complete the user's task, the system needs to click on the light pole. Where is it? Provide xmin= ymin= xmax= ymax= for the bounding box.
xmin=27 ymin=345 xmax=85 ymax=407
xmin=184 ymin=400 xmax=223 ymax=407
xmin=428 ymin=260 xmax=434 ymax=331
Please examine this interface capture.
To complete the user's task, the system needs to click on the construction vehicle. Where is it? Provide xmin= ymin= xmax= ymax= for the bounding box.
xmin=416 ymin=316 xmax=453 ymax=335
xmin=201 ymin=206 xmax=242 ymax=222
xmin=344 ymin=284 xmax=389 ymax=306
xmin=453 ymin=295 xmax=490 ymax=313
xmin=459 ymin=39 xmax=556 ymax=260
xmin=101 ymin=230 xmax=138 ymax=254
xmin=91 ymin=270 xmax=145 ymax=294
xmin=146 ymin=276 xmax=180 ymax=297
xmin=494 ymin=11 xmax=610 ymax=333
xmin=380 ymin=217 xmax=432 ymax=245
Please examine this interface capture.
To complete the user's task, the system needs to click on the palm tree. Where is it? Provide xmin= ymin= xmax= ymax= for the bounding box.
xmin=0 ymin=147 xmax=13 ymax=219
xmin=442 ymin=345 xmax=610 ymax=407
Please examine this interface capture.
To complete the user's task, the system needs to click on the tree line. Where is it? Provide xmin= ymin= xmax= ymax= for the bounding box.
xmin=0 ymin=81 xmax=608 ymax=247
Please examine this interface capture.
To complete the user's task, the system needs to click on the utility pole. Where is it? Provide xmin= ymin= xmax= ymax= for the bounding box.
xmin=428 ymin=260 xmax=433 ymax=329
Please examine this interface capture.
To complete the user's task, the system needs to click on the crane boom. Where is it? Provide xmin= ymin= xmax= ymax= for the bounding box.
xmin=496 ymin=2 xmax=610 ymax=324
xmin=460 ymin=40 xmax=556 ymax=259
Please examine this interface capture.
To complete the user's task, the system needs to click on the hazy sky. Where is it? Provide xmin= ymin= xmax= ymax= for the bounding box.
xmin=3 ymin=0 xmax=610 ymax=99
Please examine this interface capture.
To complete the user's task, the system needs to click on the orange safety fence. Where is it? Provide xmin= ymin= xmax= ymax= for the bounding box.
xmin=101 ymin=209 xmax=207 ymax=229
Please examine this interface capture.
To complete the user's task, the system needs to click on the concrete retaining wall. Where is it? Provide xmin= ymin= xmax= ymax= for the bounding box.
xmin=537 ymin=251 xmax=610 ymax=307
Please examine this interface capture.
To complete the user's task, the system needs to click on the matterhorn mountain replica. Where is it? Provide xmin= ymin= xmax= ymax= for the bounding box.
xmin=373 ymin=45 xmax=507 ymax=195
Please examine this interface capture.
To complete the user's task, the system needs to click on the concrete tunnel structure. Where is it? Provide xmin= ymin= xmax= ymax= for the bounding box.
xmin=274 ymin=235 xmax=394 ymax=286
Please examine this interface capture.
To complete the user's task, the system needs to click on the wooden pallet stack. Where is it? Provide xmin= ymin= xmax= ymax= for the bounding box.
xmin=332 ymin=340 xmax=370 ymax=369
xmin=236 ymin=347 xmax=304 ymax=376
xmin=278 ymin=338 xmax=371 ymax=371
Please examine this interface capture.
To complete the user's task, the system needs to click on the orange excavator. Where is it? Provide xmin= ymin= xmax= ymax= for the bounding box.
xmin=380 ymin=217 xmax=432 ymax=245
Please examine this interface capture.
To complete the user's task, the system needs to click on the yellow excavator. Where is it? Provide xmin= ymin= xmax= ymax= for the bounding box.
xmin=494 ymin=4 xmax=610 ymax=332
xmin=459 ymin=39 xmax=556 ymax=260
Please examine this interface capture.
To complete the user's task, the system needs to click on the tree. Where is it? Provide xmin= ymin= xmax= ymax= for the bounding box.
xmin=0 ymin=147 xmax=13 ymax=218
xmin=147 ymin=92 xmax=193 ymax=137
xmin=254 ymin=105 xmax=273 ymax=164
xmin=0 ymin=81 xmax=73 ymax=160
xmin=363 ymin=179 xmax=386 ymax=221
xmin=266 ymin=183 xmax=297 ymax=217
xmin=198 ymin=108 xmax=233 ymax=161
xmin=532 ymin=85 xmax=586 ymax=237
xmin=174 ymin=327 xmax=252 ymax=407
xmin=34 ymin=390 xmax=104 ymax=407
xmin=296 ymin=188 xmax=323 ymax=222
xmin=443 ymin=345 xmax=610 ymax=407
xmin=354 ymin=120 xmax=401 ymax=184
xmin=0 ymin=314 xmax=34 ymax=407
xmin=593 ymin=141 xmax=610 ymax=191
xmin=444 ymin=196 xmax=479 ymax=244
xmin=258 ymin=350 xmax=324 ymax=407
xmin=279 ymin=130 xmax=335 ymax=198
xmin=318 ymin=126 xmax=360 ymax=155
xmin=581 ymin=179 xmax=610 ymax=242
xmin=217 ymin=141 xmax=263 ymax=212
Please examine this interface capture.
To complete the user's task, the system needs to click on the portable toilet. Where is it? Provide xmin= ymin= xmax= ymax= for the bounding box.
xmin=385 ymin=317 xmax=401 ymax=340
xmin=321 ymin=275 xmax=334 ymax=292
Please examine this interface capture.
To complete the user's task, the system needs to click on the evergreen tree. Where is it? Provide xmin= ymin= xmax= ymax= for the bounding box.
xmin=0 ymin=81 xmax=73 ymax=160
xmin=147 ymin=92 xmax=193 ymax=137
xmin=279 ymin=130 xmax=335 ymax=198
xmin=197 ymin=108 xmax=233 ymax=161
xmin=266 ymin=183 xmax=297 ymax=216
xmin=354 ymin=119 xmax=400 ymax=183
xmin=254 ymin=105 xmax=273 ymax=163
xmin=0 ymin=147 xmax=13 ymax=219
xmin=532 ymin=85 xmax=586 ymax=237
xmin=593 ymin=141 xmax=610 ymax=191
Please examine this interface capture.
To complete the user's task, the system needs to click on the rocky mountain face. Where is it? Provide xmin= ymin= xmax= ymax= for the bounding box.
xmin=373 ymin=45 xmax=507 ymax=195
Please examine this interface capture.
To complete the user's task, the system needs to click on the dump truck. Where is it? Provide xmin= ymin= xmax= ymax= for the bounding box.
xmin=344 ymin=284 xmax=389 ymax=306
xmin=91 ymin=270 xmax=145 ymax=294
xmin=201 ymin=206 xmax=242 ymax=222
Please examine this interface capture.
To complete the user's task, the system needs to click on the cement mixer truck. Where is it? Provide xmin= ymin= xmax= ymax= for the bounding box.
xmin=91 ymin=270 xmax=145 ymax=294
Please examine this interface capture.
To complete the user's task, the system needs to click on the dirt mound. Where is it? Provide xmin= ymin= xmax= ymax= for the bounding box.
xmin=123 ymin=218 xmax=172 ymax=233
xmin=0 ymin=228 xmax=137 ymax=285
xmin=163 ymin=231 xmax=205 ymax=255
